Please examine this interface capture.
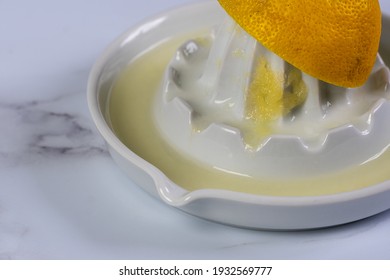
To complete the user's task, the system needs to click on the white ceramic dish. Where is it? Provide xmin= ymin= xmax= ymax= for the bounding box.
xmin=88 ymin=1 xmax=390 ymax=230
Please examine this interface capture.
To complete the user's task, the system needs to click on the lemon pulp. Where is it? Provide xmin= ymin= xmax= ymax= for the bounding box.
xmin=245 ymin=57 xmax=307 ymax=145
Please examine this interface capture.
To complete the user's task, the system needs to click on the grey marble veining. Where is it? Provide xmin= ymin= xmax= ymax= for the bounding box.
xmin=0 ymin=92 xmax=108 ymax=168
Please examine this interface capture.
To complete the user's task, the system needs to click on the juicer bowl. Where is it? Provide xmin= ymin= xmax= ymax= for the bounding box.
xmin=87 ymin=1 xmax=390 ymax=229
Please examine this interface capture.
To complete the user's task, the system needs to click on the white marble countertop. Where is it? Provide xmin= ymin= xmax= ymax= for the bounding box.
xmin=1 ymin=0 xmax=390 ymax=260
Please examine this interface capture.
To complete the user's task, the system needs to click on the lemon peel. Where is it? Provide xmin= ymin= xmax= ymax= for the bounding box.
xmin=218 ymin=0 xmax=382 ymax=88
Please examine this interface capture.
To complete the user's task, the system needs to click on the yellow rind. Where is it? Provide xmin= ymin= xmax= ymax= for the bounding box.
xmin=218 ymin=0 xmax=382 ymax=88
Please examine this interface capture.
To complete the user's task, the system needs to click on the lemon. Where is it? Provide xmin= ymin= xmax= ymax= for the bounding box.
xmin=218 ymin=0 xmax=382 ymax=88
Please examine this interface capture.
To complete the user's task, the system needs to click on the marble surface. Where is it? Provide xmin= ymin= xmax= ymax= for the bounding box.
xmin=1 ymin=0 xmax=390 ymax=260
